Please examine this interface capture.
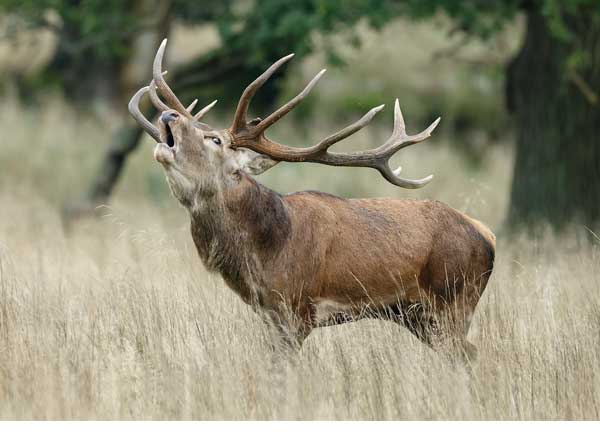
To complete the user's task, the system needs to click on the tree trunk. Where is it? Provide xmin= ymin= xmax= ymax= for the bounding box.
xmin=63 ymin=0 xmax=171 ymax=221
xmin=506 ymin=9 xmax=600 ymax=231
xmin=46 ymin=23 xmax=119 ymax=104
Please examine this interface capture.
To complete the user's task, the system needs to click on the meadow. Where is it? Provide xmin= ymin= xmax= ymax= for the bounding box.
xmin=1 ymin=19 xmax=599 ymax=420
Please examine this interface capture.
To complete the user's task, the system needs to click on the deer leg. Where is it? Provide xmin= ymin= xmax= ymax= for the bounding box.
xmin=373 ymin=302 xmax=437 ymax=348
xmin=432 ymin=291 xmax=479 ymax=364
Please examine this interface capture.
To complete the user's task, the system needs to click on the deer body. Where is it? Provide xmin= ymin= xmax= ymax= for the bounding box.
xmin=188 ymin=172 xmax=495 ymax=348
xmin=128 ymin=39 xmax=496 ymax=356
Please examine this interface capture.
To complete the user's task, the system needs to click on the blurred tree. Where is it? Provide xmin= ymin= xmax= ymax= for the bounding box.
xmin=2 ymin=0 xmax=157 ymax=104
xmin=0 ymin=0 xmax=230 ymax=104
xmin=391 ymin=0 xmax=600 ymax=231
xmin=505 ymin=4 xmax=600 ymax=231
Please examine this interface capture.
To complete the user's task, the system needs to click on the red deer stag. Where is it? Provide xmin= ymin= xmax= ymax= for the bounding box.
xmin=129 ymin=40 xmax=495 ymax=359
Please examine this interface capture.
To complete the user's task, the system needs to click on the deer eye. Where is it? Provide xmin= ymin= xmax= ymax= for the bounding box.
xmin=211 ymin=137 xmax=221 ymax=145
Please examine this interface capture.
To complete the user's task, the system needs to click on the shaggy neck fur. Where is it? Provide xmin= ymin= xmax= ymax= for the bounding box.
xmin=188 ymin=174 xmax=291 ymax=304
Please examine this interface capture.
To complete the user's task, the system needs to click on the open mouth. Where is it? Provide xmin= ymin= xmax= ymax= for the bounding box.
xmin=164 ymin=123 xmax=175 ymax=148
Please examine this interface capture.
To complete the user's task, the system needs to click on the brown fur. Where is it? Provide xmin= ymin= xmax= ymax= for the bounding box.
xmin=190 ymin=173 xmax=495 ymax=354
xmin=151 ymin=111 xmax=495 ymax=358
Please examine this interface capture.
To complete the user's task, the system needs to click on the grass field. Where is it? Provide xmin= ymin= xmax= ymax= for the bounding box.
xmin=2 ymin=190 xmax=600 ymax=420
xmin=1 ymin=19 xmax=600 ymax=420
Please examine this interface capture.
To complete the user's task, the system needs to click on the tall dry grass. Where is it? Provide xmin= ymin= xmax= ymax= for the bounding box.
xmin=1 ymin=186 xmax=599 ymax=420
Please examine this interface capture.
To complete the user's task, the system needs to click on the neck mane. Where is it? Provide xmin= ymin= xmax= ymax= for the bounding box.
xmin=189 ymin=175 xmax=291 ymax=302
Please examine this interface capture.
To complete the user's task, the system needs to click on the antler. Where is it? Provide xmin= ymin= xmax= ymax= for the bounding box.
xmin=128 ymin=39 xmax=217 ymax=141
xmin=152 ymin=39 xmax=193 ymax=117
xmin=229 ymin=55 xmax=439 ymax=189
xmin=151 ymin=39 xmax=219 ymax=121
xmin=128 ymin=86 xmax=161 ymax=142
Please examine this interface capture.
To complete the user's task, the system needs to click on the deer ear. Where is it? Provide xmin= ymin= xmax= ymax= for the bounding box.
xmin=235 ymin=148 xmax=278 ymax=175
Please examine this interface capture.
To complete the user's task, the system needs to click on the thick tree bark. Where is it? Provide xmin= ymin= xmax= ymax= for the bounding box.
xmin=506 ymin=9 xmax=600 ymax=231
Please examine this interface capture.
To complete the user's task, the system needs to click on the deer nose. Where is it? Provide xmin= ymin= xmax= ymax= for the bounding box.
xmin=160 ymin=111 xmax=179 ymax=124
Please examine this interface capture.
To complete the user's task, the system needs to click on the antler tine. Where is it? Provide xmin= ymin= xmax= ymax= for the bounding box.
xmin=150 ymin=71 xmax=194 ymax=115
xmin=359 ymin=100 xmax=439 ymax=188
xmin=254 ymin=69 xmax=326 ymax=133
xmin=186 ymin=99 xmax=199 ymax=113
xmin=358 ymin=100 xmax=439 ymax=188
xmin=148 ymin=79 xmax=169 ymax=112
xmin=149 ymin=77 xmax=214 ymax=123
xmin=128 ymin=86 xmax=161 ymax=142
xmin=231 ymin=53 xmax=295 ymax=132
xmin=149 ymin=69 xmax=214 ymax=123
xmin=378 ymin=99 xmax=441 ymax=153
xmin=153 ymin=39 xmax=192 ymax=117
xmin=312 ymin=104 xmax=385 ymax=152
xmin=378 ymin=161 xmax=434 ymax=189
xmin=193 ymin=100 xmax=218 ymax=121
xmin=392 ymin=98 xmax=406 ymax=137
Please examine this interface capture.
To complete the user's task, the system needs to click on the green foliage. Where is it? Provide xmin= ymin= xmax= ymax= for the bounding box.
xmin=0 ymin=0 xmax=231 ymax=59
xmin=216 ymin=0 xmax=400 ymax=66
xmin=393 ymin=0 xmax=600 ymax=42
xmin=538 ymin=0 xmax=600 ymax=76
xmin=541 ymin=0 xmax=600 ymax=41
xmin=172 ymin=0 xmax=235 ymax=24
xmin=1 ymin=0 xmax=137 ymax=60
xmin=2 ymin=0 xmax=600 ymax=105
xmin=394 ymin=0 xmax=520 ymax=38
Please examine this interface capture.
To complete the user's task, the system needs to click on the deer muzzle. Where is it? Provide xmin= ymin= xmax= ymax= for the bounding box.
xmin=160 ymin=111 xmax=179 ymax=124
xmin=154 ymin=143 xmax=175 ymax=166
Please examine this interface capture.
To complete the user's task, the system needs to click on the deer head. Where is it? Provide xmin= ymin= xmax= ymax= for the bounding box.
xmin=128 ymin=39 xmax=440 ymax=207
xmin=128 ymin=41 xmax=278 ymax=206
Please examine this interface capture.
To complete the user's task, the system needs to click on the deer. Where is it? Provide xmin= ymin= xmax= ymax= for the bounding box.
xmin=128 ymin=39 xmax=495 ymax=360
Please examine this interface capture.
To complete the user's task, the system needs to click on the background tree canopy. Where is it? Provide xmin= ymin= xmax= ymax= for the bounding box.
xmin=1 ymin=0 xmax=599 ymax=231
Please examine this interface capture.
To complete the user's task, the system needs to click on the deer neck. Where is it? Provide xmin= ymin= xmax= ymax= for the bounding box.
xmin=188 ymin=174 xmax=291 ymax=301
